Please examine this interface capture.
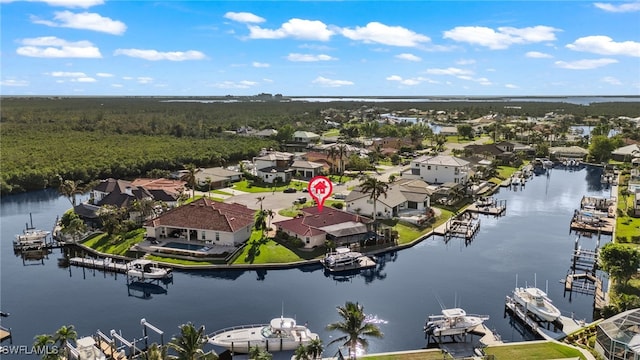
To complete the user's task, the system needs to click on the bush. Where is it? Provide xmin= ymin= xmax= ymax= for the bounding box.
xmin=332 ymin=202 xmax=344 ymax=209
xmin=617 ymin=236 xmax=628 ymax=243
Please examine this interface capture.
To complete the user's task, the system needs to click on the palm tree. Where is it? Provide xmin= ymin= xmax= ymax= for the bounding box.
xmin=306 ymin=338 xmax=323 ymax=360
xmin=145 ymin=343 xmax=169 ymax=360
xmin=359 ymin=176 xmax=389 ymax=241
xmin=248 ymin=345 xmax=272 ymax=360
xmin=57 ymin=176 xmax=97 ymax=207
xmin=326 ymin=302 xmax=383 ymax=359
xmin=33 ymin=334 xmax=56 ymax=360
xmin=181 ymin=164 xmax=198 ymax=198
xmin=167 ymin=322 xmax=216 ymax=360
xmin=327 ymin=146 xmax=339 ymax=174
xmin=254 ymin=210 xmax=269 ymax=239
xmin=54 ymin=325 xmax=77 ymax=359
xmin=256 ymin=196 xmax=266 ymax=211
xmin=294 ymin=344 xmax=309 ymax=360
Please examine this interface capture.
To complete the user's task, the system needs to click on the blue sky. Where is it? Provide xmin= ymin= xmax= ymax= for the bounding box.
xmin=1 ymin=0 xmax=639 ymax=96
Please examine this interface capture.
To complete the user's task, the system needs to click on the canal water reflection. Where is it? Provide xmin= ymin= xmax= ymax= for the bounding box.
xmin=0 ymin=166 xmax=611 ymax=358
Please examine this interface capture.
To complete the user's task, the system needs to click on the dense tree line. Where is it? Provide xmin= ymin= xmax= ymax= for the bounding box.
xmin=1 ymin=96 xmax=638 ymax=194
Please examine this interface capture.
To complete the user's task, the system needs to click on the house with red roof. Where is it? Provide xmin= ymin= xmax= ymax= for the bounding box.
xmin=144 ymin=198 xmax=255 ymax=247
xmin=273 ymin=207 xmax=373 ymax=248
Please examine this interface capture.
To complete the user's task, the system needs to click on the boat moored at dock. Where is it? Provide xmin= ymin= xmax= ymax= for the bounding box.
xmin=424 ymin=308 xmax=489 ymax=337
xmin=207 ymin=316 xmax=319 ymax=353
xmin=512 ymin=286 xmax=561 ymax=322
xmin=127 ymin=259 xmax=172 ymax=280
xmin=320 ymin=247 xmax=376 ymax=273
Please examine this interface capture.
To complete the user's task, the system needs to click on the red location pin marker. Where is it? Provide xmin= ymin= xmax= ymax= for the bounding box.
xmin=307 ymin=176 xmax=333 ymax=212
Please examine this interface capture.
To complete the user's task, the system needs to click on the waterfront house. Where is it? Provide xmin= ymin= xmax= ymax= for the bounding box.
xmin=549 ymin=146 xmax=589 ymax=160
xmin=403 ymin=155 xmax=470 ymax=185
xmin=254 ymin=151 xmax=295 ymax=184
xmin=144 ymin=198 xmax=254 ymax=246
xmin=612 ymin=144 xmax=640 ymax=162
xmin=273 ymin=207 xmax=373 ymax=248
xmin=345 ymin=179 xmax=433 ymax=220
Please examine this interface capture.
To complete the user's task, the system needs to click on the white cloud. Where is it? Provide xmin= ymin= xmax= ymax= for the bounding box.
xmin=286 ymin=53 xmax=336 ymax=62
xmin=114 ymin=49 xmax=206 ymax=61
xmin=50 ymin=71 xmax=87 ymax=77
xmin=443 ymin=25 xmax=559 ymax=49
xmin=601 ymin=76 xmax=622 ymax=85
xmin=96 ymin=72 xmax=113 ymax=77
xmin=252 ymin=61 xmax=270 ymax=68
xmin=456 ymin=59 xmax=476 ymax=65
xmin=526 ymin=51 xmax=553 ymax=58
xmin=224 ymin=12 xmax=265 ymax=23
xmin=248 ymin=18 xmax=334 ymax=41
xmin=426 ymin=67 xmax=473 ymax=76
xmin=16 ymin=36 xmax=101 ymax=58
xmin=111 ymin=84 xmax=123 ymax=88
xmin=31 ymin=11 xmax=126 ymax=35
xmin=395 ymin=53 xmax=422 ymax=62
xmin=1 ymin=79 xmax=29 ymax=86
xmin=386 ymin=75 xmax=434 ymax=86
xmin=505 ymin=84 xmax=519 ymax=89
xmin=2 ymin=0 xmax=104 ymax=8
xmin=594 ymin=2 xmax=640 ymax=12
xmin=567 ymin=36 xmax=640 ymax=57
xmin=47 ymin=71 xmax=95 ymax=82
xmin=210 ymin=80 xmax=258 ymax=89
xmin=312 ymin=76 xmax=354 ymax=87
xmin=555 ymin=58 xmax=618 ymax=69
xmin=137 ymin=77 xmax=153 ymax=84
xmin=341 ymin=22 xmax=430 ymax=47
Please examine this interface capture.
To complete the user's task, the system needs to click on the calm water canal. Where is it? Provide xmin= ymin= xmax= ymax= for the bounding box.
xmin=0 ymin=166 xmax=611 ymax=358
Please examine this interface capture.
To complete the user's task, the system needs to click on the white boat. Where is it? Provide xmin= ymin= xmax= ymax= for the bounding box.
xmin=14 ymin=214 xmax=50 ymax=249
xmin=14 ymin=226 xmax=50 ymax=249
xmin=208 ymin=316 xmax=319 ymax=353
xmin=127 ymin=259 xmax=172 ymax=279
xmin=424 ymin=308 xmax=489 ymax=337
xmin=320 ymin=247 xmax=375 ymax=272
xmin=512 ymin=286 xmax=561 ymax=322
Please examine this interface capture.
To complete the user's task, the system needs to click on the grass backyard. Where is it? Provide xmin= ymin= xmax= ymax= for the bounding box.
xmin=82 ymin=229 xmax=145 ymax=256
xmin=361 ymin=341 xmax=586 ymax=360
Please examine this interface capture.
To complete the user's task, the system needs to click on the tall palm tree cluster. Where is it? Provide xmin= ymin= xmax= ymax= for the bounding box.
xmin=32 ymin=302 xmax=383 ymax=360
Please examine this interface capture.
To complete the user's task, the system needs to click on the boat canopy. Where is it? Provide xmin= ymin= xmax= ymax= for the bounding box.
xmin=270 ymin=317 xmax=296 ymax=330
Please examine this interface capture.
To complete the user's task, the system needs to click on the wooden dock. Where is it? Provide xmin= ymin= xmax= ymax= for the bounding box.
xmin=0 ymin=326 xmax=12 ymax=343
xmin=323 ymin=256 xmax=376 ymax=273
xmin=504 ymin=296 xmax=584 ymax=341
xmin=569 ymin=217 xmax=614 ymax=235
xmin=68 ymin=257 xmax=129 ymax=273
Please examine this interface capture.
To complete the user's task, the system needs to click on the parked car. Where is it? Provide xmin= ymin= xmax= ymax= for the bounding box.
xmin=333 ymin=193 xmax=347 ymax=200
xmin=283 ymin=188 xmax=297 ymax=193
xmin=296 ymin=197 xmax=307 ymax=204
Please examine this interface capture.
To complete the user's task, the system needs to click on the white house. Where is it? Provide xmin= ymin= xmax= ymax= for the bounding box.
xmin=345 ymin=179 xmax=432 ymax=219
xmin=404 ymin=155 xmax=470 ymax=185
xmin=293 ymin=131 xmax=321 ymax=144
xmin=144 ymin=198 xmax=254 ymax=247
xmin=253 ymin=151 xmax=295 ymax=184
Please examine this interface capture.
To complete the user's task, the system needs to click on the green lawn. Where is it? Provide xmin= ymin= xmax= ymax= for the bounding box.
xmin=484 ymin=342 xmax=586 ymax=359
xmin=232 ymin=179 xmax=307 ymax=193
xmin=82 ymin=228 xmax=146 ymax=256
xmin=362 ymin=341 xmax=586 ymax=360
xmin=232 ymin=231 xmax=301 ymax=264
xmin=616 ymin=191 xmax=640 ymax=243
xmin=496 ymin=165 xmax=519 ymax=180
xmin=146 ymin=255 xmax=218 ymax=265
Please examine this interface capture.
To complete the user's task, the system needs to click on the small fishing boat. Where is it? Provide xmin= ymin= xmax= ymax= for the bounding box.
xmin=208 ymin=316 xmax=319 ymax=353
xmin=127 ymin=259 xmax=172 ymax=280
xmin=424 ymin=308 xmax=489 ymax=337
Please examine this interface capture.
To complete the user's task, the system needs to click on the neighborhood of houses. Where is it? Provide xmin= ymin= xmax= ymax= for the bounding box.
xmin=69 ymin=126 xmax=640 ymax=260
